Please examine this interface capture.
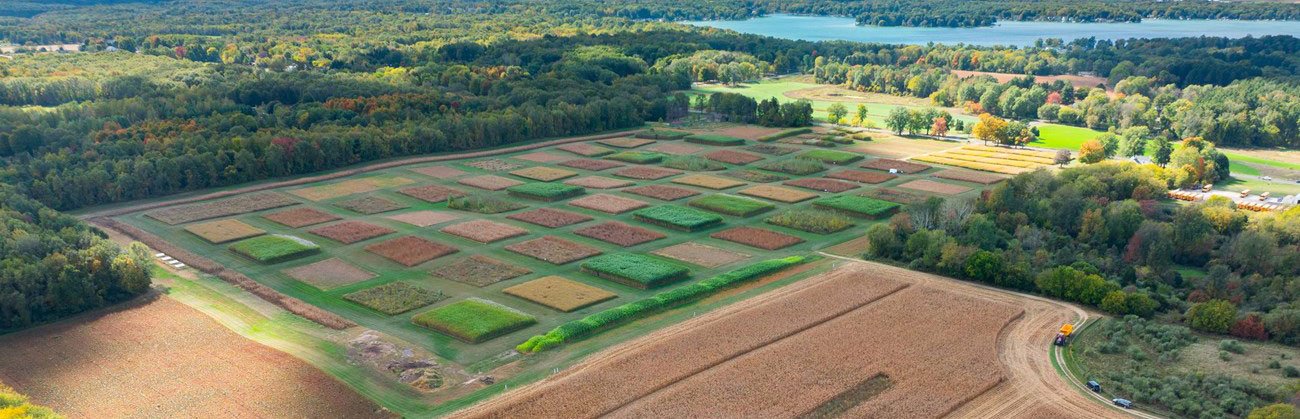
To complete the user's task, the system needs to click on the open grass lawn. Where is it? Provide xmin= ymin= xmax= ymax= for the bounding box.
xmin=1032 ymin=123 xmax=1103 ymax=150
xmin=1221 ymin=176 xmax=1300 ymax=196
xmin=688 ymin=77 xmax=977 ymax=125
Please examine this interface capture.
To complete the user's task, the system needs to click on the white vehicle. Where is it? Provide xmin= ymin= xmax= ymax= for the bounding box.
xmin=1262 ymin=176 xmax=1273 ymax=181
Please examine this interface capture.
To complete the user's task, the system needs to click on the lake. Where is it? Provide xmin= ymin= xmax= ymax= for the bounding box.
xmin=683 ymin=14 xmax=1300 ymax=47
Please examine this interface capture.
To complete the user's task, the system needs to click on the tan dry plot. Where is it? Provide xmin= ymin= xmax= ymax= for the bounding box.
xmin=458 ymin=175 xmax=525 ymax=191
xmin=384 ymin=211 xmax=463 ymax=227
xmin=334 ymin=196 xmax=408 ymax=214
xmin=898 ymin=179 xmax=973 ymax=195
xmin=568 ymin=194 xmax=649 ymax=214
xmin=506 ymin=236 xmax=603 ymax=264
xmin=934 ymin=169 xmax=1007 ymax=184
xmin=611 ymin=166 xmax=681 ymax=180
xmin=410 ymin=165 xmax=468 ymax=179
xmin=510 ymin=167 xmax=578 ymax=182
xmin=512 ymin=151 xmax=568 ymax=163
xmin=737 ymin=185 xmax=818 ymax=203
xmin=283 ymin=258 xmax=376 ymax=290
xmin=558 ymin=159 xmax=624 ymax=171
xmin=650 ymin=242 xmax=749 ymax=268
xmin=597 ymin=137 xmax=655 ymax=149
xmin=645 ymin=143 xmax=706 ymax=155
xmin=398 ymin=184 xmax=467 ymax=203
xmin=703 ymin=150 xmax=764 ymax=165
xmin=184 ymin=219 xmax=265 ymax=243
xmin=0 ymin=297 xmax=386 ymax=419
xmin=845 ymin=135 xmax=955 ymax=160
xmin=463 ymin=159 xmax=523 ymax=171
xmin=440 ymin=219 xmax=530 ymax=243
xmin=563 ymin=176 xmax=632 ymax=189
xmin=556 ymin=143 xmax=614 ymax=157
xmin=623 ymin=185 xmax=701 ymax=201
xmin=289 ymin=176 xmax=415 ymax=201
xmin=366 ymin=236 xmax=458 ymax=266
xmin=861 ymin=158 xmax=932 ymax=174
xmin=671 ymin=174 xmax=746 ymax=190
xmin=504 ymin=276 xmax=617 ymax=312
xmin=145 ymin=192 xmax=298 ymax=225
xmin=263 ymin=207 xmax=340 ymax=228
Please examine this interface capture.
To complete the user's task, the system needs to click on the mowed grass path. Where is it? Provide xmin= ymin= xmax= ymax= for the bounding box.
xmin=688 ymin=78 xmax=976 ymax=125
xmin=1033 ymin=123 xmax=1296 ymax=181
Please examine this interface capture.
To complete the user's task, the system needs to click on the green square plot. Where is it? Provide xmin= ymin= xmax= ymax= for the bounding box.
xmin=813 ymin=195 xmax=900 ymax=219
xmin=506 ymin=183 xmax=585 ymax=201
xmin=688 ymin=194 xmax=775 ymax=217
xmin=580 ymin=253 xmax=690 ymax=289
xmin=798 ymin=149 xmax=863 ymax=165
xmin=632 ymin=205 xmax=724 ymax=231
xmin=228 ymin=235 xmax=320 ymax=263
xmin=412 ymin=299 xmax=537 ymax=343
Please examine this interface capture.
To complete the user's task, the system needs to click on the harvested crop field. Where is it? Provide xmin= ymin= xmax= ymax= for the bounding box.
xmin=556 ymin=143 xmax=614 ymax=157
xmin=671 ymin=174 xmax=746 ymax=190
xmin=507 ymin=207 xmax=593 ymax=228
xmin=290 ymin=176 xmax=415 ymax=201
xmin=597 ymin=137 xmax=655 ymax=148
xmin=611 ymin=166 xmax=680 ymax=180
xmin=710 ymin=226 xmax=804 ymax=250
xmin=434 ymin=255 xmax=532 ymax=287
xmin=558 ymin=159 xmax=624 ymax=171
xmin=0 ymin=297 xmax=387 ymax=419
xmin=503 ymin=276 xmax=617 ymax=312
xmin=650 ymin=242 xmax=749 ymax=268
xmin=185 ymin=219 xmax=264 ymax=243
xmin=512 ymin=151 xmax=568 ymax=163
xmin=399 ymin=184 xmax=468 ymax=202
xmin=335 ymin=196 xmax=408 ymax=214
xmin=898 ymin=179 xmax=973 ymax=195
xmin=644 ymin=143 xmax=706 ymax=155
xmin=384 ymin=210 xmax=462 ymax=227
xmin=783 ymin=178 xmax=860 ymax=193
xmin=145 ymin=192 xmax=297 ymax=225
xmin=366 ymin=236 xmax=458 ymax=266
xmin=283 ymin=258 xmax=376 ymax=290
xmin=463 ymin=159 xmax=523 ymax=171
xmin=263 ymin=207 xmax=340 ymax=228
xmin=568 ymin=194 xmax=649 ymax=214
xmin=410 ymin=165 xmax=468 ymax=179
xmin=574 ymin=221 xmax=666 ymax=247
xmin=510 ymin=167 xmax=577 ymax=182
xmin=309 ymin=221 xmax=395 ymax=244
xmin=563 ymin=176 xmax=632 ymax=189
xmin=623 ymin=184 xmax=700 ymax=201
xmin=862 ymin=158 xmax=931 ymax=174
xmin=737 ymin=185 xmax=817 ymax=203
xmin=506 ymin=236 xmax=602 ymax=264
xmin=704 ymin=150 xmax=764 ymax=165
xmin=458 ymin=175 xmax=525 ymax=191
xmin=934 ymin=169 xmax=1007 ymax=184
xmin=826 ymin=169 xmax=897 ymax=184
xmin=441 ymin=219 xmax=529 ymax=243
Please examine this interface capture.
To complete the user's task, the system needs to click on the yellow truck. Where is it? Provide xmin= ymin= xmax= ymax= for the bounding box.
xmin=1054 ymin=324 xmax=1074 ymax=346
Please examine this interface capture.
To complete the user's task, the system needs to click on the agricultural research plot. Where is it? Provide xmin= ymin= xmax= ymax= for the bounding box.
xmin=558 ymin=159 xmax=624 ymax=171
xmin=229 ymin=235 xmax=320 ymax=263
xmin=934 ymin=169 xmax=1007 ymax=184
xmin=766 ymin=210 xmax=854 ymax=234
xmin=334 ymin=196 xmax=408 ymax=214
xmin=688 ymin=194 xmax=775 ymax=217
xmin=399 ymin=184 xmax=468 ymax=202
xmin=574 ymin=221 xmax=666 ymax=247
xmin=672 ymin=174 xmax=746 ymax=190
xmin=563 ymin=176 xmax=632 ymax=189
xmin=289 ymin=176 xmax=415 ymax=201
xmin=738 ymin=185 xmax=818 ymax=203
xmin=597 ymin=137 xmax=656 ymax=149
xmin=344 ymin=281 xmax=446 ymax=315
xmin=797 ymin=149 xmax=863 ymax=165
xmin=898 ymin=179 xmax=972 ymax=195
xmin=184 ymin=218 xmax=264 ymax=243
xmin=462 ymin=159 xmax=523 ymax=171
xmin=814 ymin=195 xmax=900 ymax=219
xmin=685 ymin=134 xmax=745 ymax=146
xmin=826 ymin=169 xmax=897 ymax=184
xmin=756 ymin=159 xmax=825 ymax=175
xmin=446 ymin=195 xmax=527 ymax=214
xmin=309 ymin=221 xmax=395 ymax=244
xmin=413 ymin=299 xmax=537 ymax=343
xmin=864 ymin=188 xmax=932 ymax=205
xmin=651 ymin=242 xmax=749 ymax=268
xmin=440 ymin=219 xmax=529 ymax=243
xmin=861 ymin=158 xmax=931 ymax=174
xmin=263 ymin=207 xmax=340 ymax=228
xmin=283 ymin=258 xmax=376 ymax=290
xmin=912 ymin=146 xmax=1053 ymax=175
xmin=624 ymin=185 xmax=701 ymax=201
xmin=384 ymin=210 xmax=462 ymax=227
xmin=503 ymin=276 xmax=617 ymax=312
xmin=366 ymin=236 xmax=458 ymax=266
xmin=410 ymin=165 xmax=468 ymax=179
xmin=507 ymin=207 xmax=593 ymax=228
xmin=744 ymin=144 xmax=799 ymax=156
xmin=632 ymin=205 xmax=724 ymax=232
xmin=509 ymin=167 xmax=577 ymax=182
xmin=612 ymin=166 xmax=681 ymax=180
xmin=725 ymin=170 xmax=789 ymax=183
xmin=506 ymin=236 xmax=603 ymax=264
xmin=710 ymin=226 xmax=804 ymax=250
xmin=704 ymin=150 xmax=764 ymax=165
xmin=580 ymin=253 xmax=689 ymax=289
xmin=457 ymin=175 xmax=525 ymax=191
xmin=507 ymin=183 xmax=585 ymax=201
xmin=145 ymin=192 xmax=297 ymax=225
xmin=783 ymin=178 xmax=860 ymax=193
xmin=556 ymin=143 xmax=614 ymax=157
xmin=511 ymin=151 xmax=568 ymax=163
xmin=433 ymin=255 xmax=532 ymax=287
xmin=568 ymin=194 xmax=649 ymax=214
xmin=605 ymin=151 xmax=664 ymax=164
xmin=645 ymin=142 xmax=706 ymax=155
xmin=661 ymin=155 xmax=725 ymax=171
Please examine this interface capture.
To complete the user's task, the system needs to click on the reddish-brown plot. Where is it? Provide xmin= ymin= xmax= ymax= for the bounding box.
xmin=410 ymin=165 xmax=468 ymax=179
xmin=783 ymin=178 xmax=861 ymax=193
xmin=263 ymin=207 xmax=340 ymax=228
xmin=309 ymin=221 xmax=395 ymax=244
xmin=506 ymin=236 xmax=603 ymax=264
xmin=557 ymin=143 xmax=614 ymax=157
xmin=598 ymin=137 xmax=655 ymax=148
xmin=935 ymin=169 xmax=1006 ymax=184
xmin=507 ymin=208 xmax=594 ymax=228
xmin=440 ymin=219 xmax=530 ymax=243
xmin=568 ymin=194 xmax=649 ymax=214
xmin=574 ymin=222 xmax=666 ymax=247
xmin=710 ymin=226 xmax=804 ymax=250
xmin=334 ymin=196 xmax=408 ymax=214
xmin=457 ymin=175 xmax=525 ymax=191
xmin=559 ymin=159 xmax=625 ymax=171
xmin=433 ymin=255 xmax=532 ymax=287
xmin=512 ymin=151 xmax=568 ymax=163
xmin=463 ymin=159 xmax=523 ymax=171
xmin=399 ymin=184 xmax=468 ymax=202
xmin=898 ymin=179 xmax=973 ymax=195
xmin=366 ymin=236 xmax=458 ymax=266
xmin=563 ymin=176 xmax=632 ymax=189
xmin=283 ymin=258 xmax=376 ymax=290
xmin=623 ymin=185 xmax=701 ymax=201
xmin=861 ymin=158 xmax=931 ymax=174
xmin=145 ymin=192 xmax=298 ymax=225
xmin=384 ymin=211 xmax=462 ymax=227
xmin=611 ymin=166 xmax=681 ymax=180
xmin=651 ymin=242 xmax=749 ymax=268
xmin=704 ymin=150 xmax=764 ymax=165
xmin=826 ymin=169 xmax=898 ymax=184
xmin=645 ymin=143 xmax=706 ymax=155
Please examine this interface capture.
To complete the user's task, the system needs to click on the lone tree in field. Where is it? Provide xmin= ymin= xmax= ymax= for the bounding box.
xmin=856 ymin=104 xmax=868 ymax=126
xmin=1054 ymin=149 xmax=1072 ymax=166
xmin=827 ymin=103 xmax=847 ymax=124
xmin=886 ymin=107 xmax=909 ymax=135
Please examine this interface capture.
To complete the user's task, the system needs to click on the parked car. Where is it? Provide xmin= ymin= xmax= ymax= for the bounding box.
xmin=1262 ymin=176 xmax=1273 ymax=181
xmin=1113 ymin=398 xmax=1133 ymax=409
xmin=1086 ymin=381 xmax=1101 ymax=392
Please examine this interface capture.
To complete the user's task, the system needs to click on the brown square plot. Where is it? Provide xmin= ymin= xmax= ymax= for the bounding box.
xmin=863 ymin=187 xmax=932 ymax=205
xmin=410 ymin=165 xmax=468 ymax=179
xmin=861 ymin=158 xmax=931 ymax=174
xmin=185 ymin=219 xmax=265 ymax=243
xmin=512 ymin=151 xmax=568 ymax=163
xmin=559 ymin=159 xmax=625 ymax=171
xmin=399 ymin=184 xmax=467 ymax=202
xmin=432 ymin=255 xmax=531 ymax=287
xmin=744 ymin=144 xmax=799 ymax=156
xmin=672 ymin=174 xmax=746 ymax=190
xmin=623 ymin=185 xmax=701 ymax=201
xmin=651 ymin=242 xmax=750 ymax=268
xmin=463 ymin=159 xmax=523 ymax=171
xmin=510 ymin=167 xmax=577 ymax=182
xmin=506 ymin=236 xmax=603 ymax=264
xmin=557 ymin=143 xmax=614 ymax=157
xmin=564 ymin=176 xmax=632 ymax=189
xmin=366 ymin=236 xmax=458 ymax=266
xmin=507 ymin=208 xmax=594 ymax=228
xmin=283 ymin=258 xmax=376 ymax=290
xmin=504 ymin=276 xmax=617 ymax=312
xmin=783 ymin=178 xmax=861 ymax=193
xmin=440 ymin=219 xmax=529 ymax=243
xmin=826 ymin=170 xmax=898 ymax=184
xmin=704 ymin=150 xmax=764 ymax=165
xmin=598 ymin=137 xmax=655 ymax=148
xmin=737 ymin=185 xmax=819 ymax=203
xmin=309 ymin=221 xmax=395 ymax=244
xmin=645 ymin=143 xmax=707 ymax=155
xmin=898 ymin=179 xmax=973 ymax=195
xmin=568 ymin=194 xmax=649 ymax=214
xmin=711 ymin=226 xmax=805 ymax=250
xmin=384 ymin=211 xmax=462 ymax=227
xmin=334 ymin=196 xmax=408 ymax=214
xmin=263 ymin=207 xmax=340 ymax=228
xmin=612 ymin=166 xmax=681 ymax=180
xmin=574 ymin=222 xmax=666 ymax=247
xmin=458 ymin=175 xmax=525 ymax=191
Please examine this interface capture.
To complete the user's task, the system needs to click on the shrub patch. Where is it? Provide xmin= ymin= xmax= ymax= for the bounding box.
xmin=509 ymin=167 xmax=578 ymax=182
xmin=433 ymin=255 xmax=532 ymax=287
xmin=457 ymin=175 xmax=525 ymax=191
xmin=507 ymin=182 xmax=585 ymax=201
xmin=345 ymin=282 xmax=445 ymax=315
xmin=605 ymin=151 xmax=664 ymax=164
xmin=685 ymin=134 xmax=745 ymax=146
xmin=826 ymin=170 xmax=898 ymax=184
xmin=798 ymin=150 xmax=863 ymax=165
xmin=446 ymin=195 xmax=527 ymax=214
xmin=766 ymin=209 xmax=855 ymax=234
xmin=757 ymin=159 xmax=825 ymax=175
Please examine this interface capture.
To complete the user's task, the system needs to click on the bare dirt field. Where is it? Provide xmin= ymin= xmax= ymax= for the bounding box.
xmin=574 ymin=221 xmax=666 ymax=247
xmin=952 ymin=70 xmax=1109 ymax=90
xmin=0 ymin=296 xmax=387 ymax=419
